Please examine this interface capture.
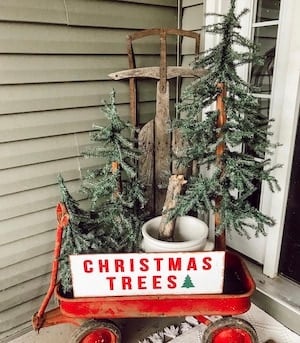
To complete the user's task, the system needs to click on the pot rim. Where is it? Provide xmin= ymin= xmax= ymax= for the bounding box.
xmin=141 ymin=215 xmax=208 ymax=248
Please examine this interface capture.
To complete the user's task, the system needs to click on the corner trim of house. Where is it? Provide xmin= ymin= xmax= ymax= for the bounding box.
xmin=245 ymin=259 xmax=300 ymax=335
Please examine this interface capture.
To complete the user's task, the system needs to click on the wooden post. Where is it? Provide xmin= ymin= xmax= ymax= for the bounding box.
xmin=154 ymin=81 xmax=171 ymax=214
xmin=215 ymin=83 xmax=227 ymax=251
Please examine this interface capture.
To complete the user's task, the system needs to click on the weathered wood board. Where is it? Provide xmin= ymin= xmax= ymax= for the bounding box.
xmin=109 ymin=28 xmax=205 ymax=216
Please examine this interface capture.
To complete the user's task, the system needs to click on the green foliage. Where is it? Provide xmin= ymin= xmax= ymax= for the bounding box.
xmin=172 ymin=0 xmax=281 ymax=237
xmin=80 ymin=90 xmax=146 ymax=248
xmin=58 ymin=90 xmax=146 ymax=294
xmin=82 ymin=90 xmax=139 ymax=192
xmin=57 ymin=176 xmax=105 ymax=295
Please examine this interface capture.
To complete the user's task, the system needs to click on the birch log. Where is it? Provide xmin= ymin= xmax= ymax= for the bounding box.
xmin=158 ymin=174 xmax=187 ymax=241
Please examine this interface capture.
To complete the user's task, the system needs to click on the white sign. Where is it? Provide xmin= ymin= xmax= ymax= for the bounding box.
xmin=70 ymin=251 xmax=225 ymax=297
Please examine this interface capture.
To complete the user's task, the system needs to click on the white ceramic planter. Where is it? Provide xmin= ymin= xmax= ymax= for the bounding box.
xmin=141 ymin=215 xmax=213 ymax=252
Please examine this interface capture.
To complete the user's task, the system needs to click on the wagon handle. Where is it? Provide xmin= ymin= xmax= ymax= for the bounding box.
xmin=32 ymin=203 xmax=69 ymax=331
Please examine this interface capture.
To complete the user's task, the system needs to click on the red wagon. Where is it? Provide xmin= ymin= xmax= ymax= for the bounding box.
xmin=32 ymin=203 xmax=258 ymax=343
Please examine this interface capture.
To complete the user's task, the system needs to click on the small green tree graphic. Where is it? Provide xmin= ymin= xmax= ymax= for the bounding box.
xmin=181 ymin=275 xmax=195 ymax=289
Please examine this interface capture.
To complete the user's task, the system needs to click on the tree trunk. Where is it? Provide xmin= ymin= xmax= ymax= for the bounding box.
xmin=158 ymin=174 xmax=187 ymax=241
xmin=215 ymin=82 xmax=227 ymax=250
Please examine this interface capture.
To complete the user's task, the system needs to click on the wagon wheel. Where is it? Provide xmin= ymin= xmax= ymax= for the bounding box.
xmin=202 ymin=317 xmax=258 ymax=343
xmin=71 ymin=319 xmax=121 ymax=343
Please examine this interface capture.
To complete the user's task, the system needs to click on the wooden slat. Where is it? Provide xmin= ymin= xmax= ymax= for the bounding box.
xmin=138 ymin=120 xmax=155 ymax=213
xmin=154 ymin=81 xmax=172 ymax=214
xmin=109 ymin=66 xmax=205 ymax=80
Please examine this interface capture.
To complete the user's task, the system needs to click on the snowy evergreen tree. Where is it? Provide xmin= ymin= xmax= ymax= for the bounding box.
xmin=57 ymin=175 xmax=105 ymax=295
xmin=57 ymin=90 xmax=146 ymax=294
xmin=81 ymin=90 xmax=146 ymax=252
xmin=171 ymin=0 xmax=280 ymax=239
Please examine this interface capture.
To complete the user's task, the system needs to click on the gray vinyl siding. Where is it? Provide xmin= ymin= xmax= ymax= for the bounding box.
xmin=181 ymin=0 xmax=204 ymax=59
xmin=0 ymin=1 xmax=177 ymax=341
xmin=180 ymin=1 xmax=204 ymax=89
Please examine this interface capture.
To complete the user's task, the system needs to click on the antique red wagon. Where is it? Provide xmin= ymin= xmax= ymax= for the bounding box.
xmin=33 ymin=27 xmax=260 ymax=343
xmin=32 ymin=203 xmax=258 ymax=343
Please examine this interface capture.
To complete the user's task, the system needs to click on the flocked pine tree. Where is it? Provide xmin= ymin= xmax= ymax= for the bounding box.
xmin=80 ymin=90 xmax=146 ymax=250
xmin=57 ymin=175 xmax=105 ymax=295
xmin=58 ymin=90 xmax=146 ymax=294
xmin=171 ymin=0 xmax=280 ymax=240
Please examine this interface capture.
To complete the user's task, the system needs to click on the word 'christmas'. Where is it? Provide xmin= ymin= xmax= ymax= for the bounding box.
xmin=82 ymin=256 xmax=212 ymax=274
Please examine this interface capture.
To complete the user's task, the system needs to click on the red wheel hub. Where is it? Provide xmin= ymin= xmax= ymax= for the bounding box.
xmin=212 ymin=327 xmax=253 ymax=343
xmin=80 ymin=328 xmax=117 ymax=343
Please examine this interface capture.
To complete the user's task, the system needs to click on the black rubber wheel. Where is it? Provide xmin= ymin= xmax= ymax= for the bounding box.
xmin=202 ymin=317 xmax=259 ymax=343
xmin=71 ymin=319 xmax=121 ymax=343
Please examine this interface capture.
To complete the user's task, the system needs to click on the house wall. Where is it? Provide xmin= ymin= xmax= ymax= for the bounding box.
xmin=0 ymin=1 xmax=177 ymax=341
xmin=181 ymin=1 xmax=204 ymax=59
xmin=179 ymin=0 xmax=204 ymax=93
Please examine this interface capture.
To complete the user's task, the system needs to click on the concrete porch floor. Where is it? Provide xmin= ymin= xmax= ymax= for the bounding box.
xmin=9 ymin=303 xmax=300 ymax=343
